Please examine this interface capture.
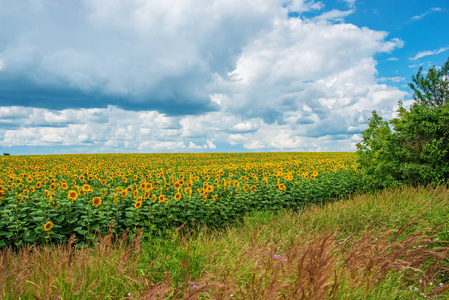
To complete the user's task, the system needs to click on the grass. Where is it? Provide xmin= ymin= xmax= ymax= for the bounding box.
xmin=1 ymin=185 xmax=449 ymax=299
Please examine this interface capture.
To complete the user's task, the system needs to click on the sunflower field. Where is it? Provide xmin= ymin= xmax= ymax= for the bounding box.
xmin=0 ymin=152 xmax=362 ymax=246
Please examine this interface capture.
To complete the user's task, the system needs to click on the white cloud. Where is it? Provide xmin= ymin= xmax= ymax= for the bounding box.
xmin=229 ymin=122 xmax=260 ymax=133
xmin=206 ymin=140 xmax=217 ymax=149
xmin=228 ymin=134 xmax=248 ymax=145
xmin=411 ymin=46 xmax=449 ymax=61
xmin=343 ymin=0 xmax=356 ymax=9
xmin=409 ymin=63 xmax=424 ymax=68
xmin=188 ymin=142 xmax=203 ymax=149
xmin=411 ymin=7 xmax=442 ymax=21
xmin=214 ymin=17 xmax=405 ymax=129
xmin=313 ymin=9 xmax=354 ymax=22
xmin=378 ymin=77 xmax=405 ymax=83
xmin=283 ymin=0 xmax=324 ymax=13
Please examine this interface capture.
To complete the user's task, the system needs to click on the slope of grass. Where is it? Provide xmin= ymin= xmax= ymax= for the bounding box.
xmin=1 ymin=185 xmax=449 ymax=299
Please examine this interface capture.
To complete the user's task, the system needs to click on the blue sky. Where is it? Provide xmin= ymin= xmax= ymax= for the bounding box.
xmin=0 ymin=0 xmax=448 ymax=155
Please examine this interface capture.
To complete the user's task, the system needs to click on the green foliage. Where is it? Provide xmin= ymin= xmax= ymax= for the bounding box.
xmin=409 ymin=58 xmax=449 ymax=108
xmin=357 ymin=57 xmax=449 ymax=188
xmin=355 ymin=111 xmax=401 ymax=188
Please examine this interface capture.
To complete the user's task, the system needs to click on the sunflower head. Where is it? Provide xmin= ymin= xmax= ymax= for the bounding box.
xmin=174 ymin=192 xmax=181 ymax=201
xmin=134 ymin=201 xmax=142 ymax=209
xmin=68 ymin=190 xmax=78 ymax=201
xmin=92 ymin=197 xmax=102 ymax=207
xmin=44 ymin=221 xmax=53 ymax=232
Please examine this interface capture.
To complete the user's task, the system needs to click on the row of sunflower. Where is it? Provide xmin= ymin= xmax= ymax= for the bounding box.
xmin=0 ymin=152 xmax=363 ymax=246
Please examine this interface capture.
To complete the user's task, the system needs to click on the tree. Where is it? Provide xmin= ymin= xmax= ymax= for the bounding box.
xmin=356 ymin=57 xmax=449 ymax=188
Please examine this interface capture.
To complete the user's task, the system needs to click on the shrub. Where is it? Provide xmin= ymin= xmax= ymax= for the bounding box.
xmin=356 ymin=56 xmax=449 ymax=188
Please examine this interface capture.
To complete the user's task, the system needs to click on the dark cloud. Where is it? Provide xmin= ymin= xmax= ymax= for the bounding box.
xmin=0 ymin=76 xmax=219 ymax=115
xmin=0 ymin=0 xmax=278 ymax=115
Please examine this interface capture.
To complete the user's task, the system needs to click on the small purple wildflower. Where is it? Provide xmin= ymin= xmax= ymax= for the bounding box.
xmin=274 ymin=254 xmax=281 ymax=259
xmin=188 ymin=281 xmax=200 ymax=288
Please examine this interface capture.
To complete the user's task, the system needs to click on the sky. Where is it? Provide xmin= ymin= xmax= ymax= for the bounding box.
xmin=0 ymin=0 xmax=448 ymax=155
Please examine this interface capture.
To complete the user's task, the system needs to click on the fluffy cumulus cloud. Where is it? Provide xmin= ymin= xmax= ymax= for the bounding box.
xmin=0 ymin=0 xmax=408 ymax=153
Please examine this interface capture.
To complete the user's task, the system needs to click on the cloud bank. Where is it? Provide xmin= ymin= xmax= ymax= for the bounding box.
xmin=0 ymin=0 xmax=408 ymax=153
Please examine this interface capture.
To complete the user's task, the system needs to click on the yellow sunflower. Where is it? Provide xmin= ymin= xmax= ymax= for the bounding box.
xmin=44 ymin=221 xmax=53 ymax=231
xmin=68 ymin=190 xmax=78 ymax=201
xmin=174 ymin=192 xmax=181 ymax=201
xmin=92 ymin=197 xmax=102 ymax=207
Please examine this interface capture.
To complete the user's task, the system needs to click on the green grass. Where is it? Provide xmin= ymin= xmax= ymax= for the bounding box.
xmin=1 ymin=185 xmax=449 ymax=299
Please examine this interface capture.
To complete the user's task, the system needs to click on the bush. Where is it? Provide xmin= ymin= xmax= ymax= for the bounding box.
xmin=356 ymin=57 xmax=449 ymax=188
